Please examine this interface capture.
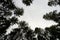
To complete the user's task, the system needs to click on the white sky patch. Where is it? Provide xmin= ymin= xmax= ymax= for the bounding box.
xmin=5 ymin=24 xmax=18 ymax=35
xmin=13 ymin=0 xmax=60 ymax=30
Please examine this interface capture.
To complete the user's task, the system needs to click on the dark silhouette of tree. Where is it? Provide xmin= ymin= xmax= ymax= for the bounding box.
xmin=0 ymin=16 xmax=10 ymax=34
xmin=0 ymin=0 xmax=24 ymax=39
xmin=42 ymin=0 xmax=60 ymax=40
xmin=14 ymin=8 xmax=24 ymax=16
xmin=43 ymin=6 xmax=60 ymax=40
xmin=43 ymin=9 xmax=60 ymax=40
xmin=43 ymin=10 xmax=60 ymax=23
xmin=22 ymin=0 xmax=33 ymax=6
xmin=48 ymin=0 xmax=60 ymax=6
xmin=0 ymin=0 xmax=33 ymax=40
xmin=3 ymin=21 xmax=35 ymax=40
xmin=0 ymin=0 xmax=60 ymax=40
xmin=34 ymin=27 xmax=46 ymax=40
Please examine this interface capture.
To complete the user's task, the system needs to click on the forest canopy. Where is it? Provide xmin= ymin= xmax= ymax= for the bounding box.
xmin=0 ymin=0 xmax=60 ymax=40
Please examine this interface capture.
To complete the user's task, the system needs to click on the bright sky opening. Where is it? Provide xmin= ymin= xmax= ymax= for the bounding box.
xmin=13 ymin=0 xmax=60 ymax=30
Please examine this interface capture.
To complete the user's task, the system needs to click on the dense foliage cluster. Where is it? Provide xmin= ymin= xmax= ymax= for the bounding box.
xmin=48 ymin=0 xmax=60 ymax=6
xmin=0 ymin=0 xmax=60 ymax=40
xmin=22 ymin=0 xmax=33 ymax=6
xmin=43 ymin=10 xmax=60 ymax=23
xmin=0 ymin=0 xmax=24 ymax=39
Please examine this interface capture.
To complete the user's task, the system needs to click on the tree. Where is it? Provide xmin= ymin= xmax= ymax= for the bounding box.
xmin=43 ymin=10 xmax=60 ymax=23
xmin=43 ymin=0 xmax=60 ymax=40
xmin=43 ymin=10 xmax=60 ymax=40
xmin=0 ymin=0 xmax=23 ymax=39
xmin=0 ymin=0 xmax=60 ymax=40
xmin=22 ymin=0 xmax=33 ymax=6
xmin=0 ymin=0 xmax=33 ymax=40
xmin=48 ymin=0 xmax=60 ymax=6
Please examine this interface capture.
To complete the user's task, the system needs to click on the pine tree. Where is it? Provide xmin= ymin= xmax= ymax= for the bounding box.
xmin=0 ymin=0 xmax=23 ymax=39
xmin=43 ymin=10 xmax=60 ymax=40
xmin=0 ymin=0 xmax=60 ymax=40
xmin=0 ymin=0 xmax=33 ymax=40
xmin=48 ymin=0 xmax=60 ymax=6
xmin=43 ymin=0 xmax=60 ymax=40
xmin=22 ymin=0 xmax=33 ymax=6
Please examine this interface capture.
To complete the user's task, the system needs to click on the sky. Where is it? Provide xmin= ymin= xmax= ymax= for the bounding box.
xmin=12 ymin=0 xmax=60 ymax=30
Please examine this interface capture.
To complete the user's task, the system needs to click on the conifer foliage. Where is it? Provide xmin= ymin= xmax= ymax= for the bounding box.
xmin=0 ymin=0 xmax=24 ymax=39
xmin=48 ymin=0 xmax=60 ymax=6
xmin=22 ymin=0 xmax=33 ymax=6
xmin=0 ymin=0 xmax=60 ymax=40
xmin=0 ymin=0 xmax=34 ymax=40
